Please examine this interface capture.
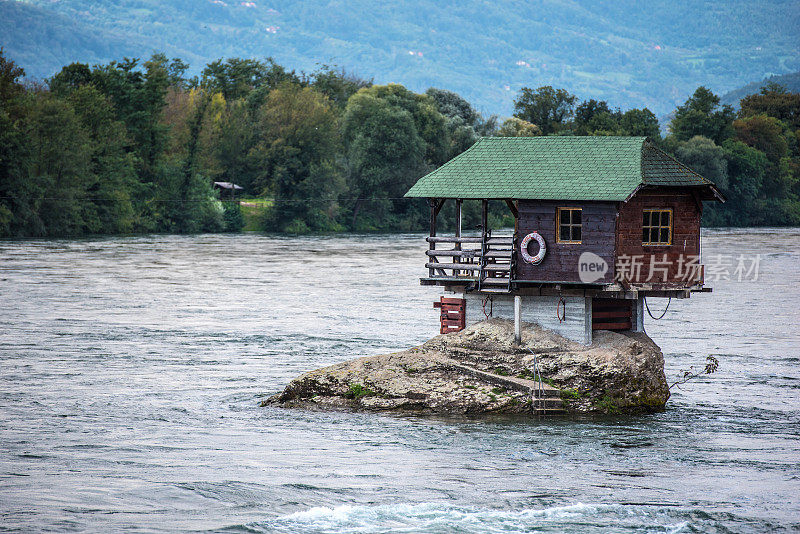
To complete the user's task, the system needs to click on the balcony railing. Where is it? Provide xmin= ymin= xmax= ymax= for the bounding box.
xmin=425 ymin=232 xmax=516 ymax=292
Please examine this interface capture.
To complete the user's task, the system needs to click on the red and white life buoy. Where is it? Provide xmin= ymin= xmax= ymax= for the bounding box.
xmin=520 ymin=231 xmax=546 ymax=264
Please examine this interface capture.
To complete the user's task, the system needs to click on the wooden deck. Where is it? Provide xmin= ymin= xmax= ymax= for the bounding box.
xmin=420 ymin=276 xmax=707 ymax=299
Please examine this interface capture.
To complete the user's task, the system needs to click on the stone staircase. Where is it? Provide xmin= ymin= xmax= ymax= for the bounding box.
xmin=442 ymin=359 xmax=566 ymax=415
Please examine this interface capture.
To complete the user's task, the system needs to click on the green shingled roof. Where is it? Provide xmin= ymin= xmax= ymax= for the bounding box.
xmin=404 ymin=136 xmax=719 ymax=201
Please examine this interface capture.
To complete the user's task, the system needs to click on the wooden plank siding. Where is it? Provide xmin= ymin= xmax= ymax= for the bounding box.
xmin=614 ymin=188 xmax=702 ymax=287
xmin=515 ymin=200 xmax=616 ymax=284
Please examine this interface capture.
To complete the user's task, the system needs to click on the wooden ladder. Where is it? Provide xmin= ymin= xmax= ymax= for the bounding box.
xmin=477 ymin=232 xmax=516 ymax=293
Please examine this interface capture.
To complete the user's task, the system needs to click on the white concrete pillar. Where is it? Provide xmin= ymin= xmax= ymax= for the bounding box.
xmin=514 ymin=295 xmax=522 ymax=344
xmin=632 ymin=297 xmax=645 ymax=332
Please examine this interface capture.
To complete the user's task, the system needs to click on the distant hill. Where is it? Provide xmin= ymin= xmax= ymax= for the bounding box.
xmin=721 ymin=71 xmax=800 ymax=108
xmin=0 ymin=1 xmax=168 ymax=77
xmin=1 ymin=0 xmax=798 ymax=116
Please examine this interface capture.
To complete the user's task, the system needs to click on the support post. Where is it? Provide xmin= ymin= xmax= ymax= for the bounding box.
xmin=504 ymin=199 xmax=519 ymax=219
xmin=514 ymin=295 xmax=522 ymax=345
xmin=429 ymin=198 xmax=437 ymax=277
xmin=454 ymin=199 xmax=462 ymax=275
xmin=481 ymin=199 xmax=488 ymax=236
xmin=478 ymin=199 xmax=489 ymax=289
xmin=632 ymin=296 xmax=645 ymax=333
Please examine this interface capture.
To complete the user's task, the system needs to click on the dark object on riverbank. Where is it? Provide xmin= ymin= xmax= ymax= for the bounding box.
xmin=265 ymin=319 xmax=669 ymax=415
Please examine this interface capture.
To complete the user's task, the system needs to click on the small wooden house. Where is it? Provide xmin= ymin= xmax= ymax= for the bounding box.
xmin=404 ymin=136 xmax=723 ymax=344
xmin=213 ymin=181 xmax=244 ymax=200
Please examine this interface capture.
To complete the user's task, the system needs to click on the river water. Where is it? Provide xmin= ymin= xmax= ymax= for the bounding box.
xmin=0 ymin=229 xmax=798 ymax=533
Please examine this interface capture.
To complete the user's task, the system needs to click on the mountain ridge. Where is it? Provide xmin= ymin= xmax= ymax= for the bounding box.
xmin=1 ymin=0 xmax=798 ymax=115
xmin=721 ymin=71 xmax=800 ymax=108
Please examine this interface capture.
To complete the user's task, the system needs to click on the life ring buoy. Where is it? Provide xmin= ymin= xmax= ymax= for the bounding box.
xmin=520 ymin=231 xmax=546 ymax=264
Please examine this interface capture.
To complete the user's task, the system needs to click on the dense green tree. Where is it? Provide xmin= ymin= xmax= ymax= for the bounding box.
xmin=414 ymin=99 xmax=450 ymax=167
xmin=0 ymin=108 xmax=25 ymax=235
xmin=0 ymin=47 xmax=25 ymax=105
xmin=171 ymin=89 xmax=213 ymax=233
xmin=23 ymin=95 xmax=92 ymax=236
xmin=0 ymin=50 xmax=31 ymax=235
xmin=2 ymin=48 xmax=799 ymax=236
xmin=202 ymin=57 xmax=303 ymax=102
xmin=341 ymin=85 xmax=427 ymax=230
xmin=739 ymin=83 xmax=800 ymax=129
xmin=733 ymin=114 xmax=788 ymax=165
xmin=214 ymin=100 xmax=259 ymax=192
xmin=426 ymin=88 xmax=481 ymax=157
xmin=49 ymin=62 xmax=94 ymax=96
xmin=253 ymin=84 xmax=344 ymax=231
xmin=497 ymin=117 xmax=541 ymax=137
xmin=150 ymin=162 xmax=223 ymax=233
xmin=358 ymin=85 xmax=449 ymax=166
xmin=722 ymin=139 xmax=767 ymax=201
xmin=157 ymin=87 xmax=227 ymax=234
xmin=619 ymin=108 xmax=660 ymax=138
xmin=585 ymin=111 xmax=621 ymax=135
xmin=513 ymin=86 xmax=577 ymax=135
xmin=149 ymin=53 xmax=192 ymax=89
xmin=201 ymin=58 xmax=264 ymax=101
xmin=312 ymin=65 xmax=372 ymax=111
xmin=669 ymin=87 xmax=735 ymax=144
xmin=161 ymin=87 xmax=198 ymax=163
xmin=426 ymin=88 xmax=480 ymax=126
xmin=675 ymin=136 xmax=728 ymax=188
xmin=568 ymin=98 xmax=659 ymax=137
xmin=84 ymin=56 xmax=171 ymax=185
xmin=222 ymin=202 xmax=245 ymax=232
xmin=7 ymin=85 xmax=143 ymax=236
xmin=66 ymin=86 xmax=137 ymax=233
xmin=346 ymin=84 xmax=450 ymax=168
xmin=733 ymin=114 xmax=793 ymax=197
xmin=574 ymin=99 xmax=611 ymax=128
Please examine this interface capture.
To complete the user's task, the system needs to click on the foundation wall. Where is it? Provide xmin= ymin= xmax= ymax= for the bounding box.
xmin=459 ymin=293 xmax=593 ymax=345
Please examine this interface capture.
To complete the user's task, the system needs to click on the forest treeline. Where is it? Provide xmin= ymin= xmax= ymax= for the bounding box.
xmin=1 ymin=49 xmax=799 ymax=237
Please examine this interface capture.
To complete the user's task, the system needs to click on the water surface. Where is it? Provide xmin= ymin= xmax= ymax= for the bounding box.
xmin=1 ymin=229 xmax=798 ymax=532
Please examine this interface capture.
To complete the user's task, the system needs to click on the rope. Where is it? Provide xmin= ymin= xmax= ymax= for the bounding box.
xmin=482 ymin=295 xmax=492 ymax=319
xmin=556 ymin=296 xmax=566 ymax=323
xmin=645 ymin=296 xmax=671 ymax=320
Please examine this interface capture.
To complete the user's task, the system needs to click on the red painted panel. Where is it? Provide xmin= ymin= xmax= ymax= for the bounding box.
xmin=435 ymin=297 xmax=466 ymax=334
xmin=614 ymin=188 xmax=703 ymax=287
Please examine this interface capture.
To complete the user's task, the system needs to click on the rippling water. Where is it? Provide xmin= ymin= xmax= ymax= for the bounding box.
xmin=1 ymin=229 xmax=798 ymax=533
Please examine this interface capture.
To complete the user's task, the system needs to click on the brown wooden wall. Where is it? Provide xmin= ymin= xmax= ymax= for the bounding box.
xmin=515 ymin=200 xmax=616 ymax=283
xmin=615 ymin=188 xmax=702 ymax=287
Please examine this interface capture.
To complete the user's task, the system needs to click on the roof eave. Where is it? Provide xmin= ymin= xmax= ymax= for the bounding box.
xmin=705 ymin=184 xmax=726 ymax=203
xmin=404 ymin=193 xmax=628 ymax=201
xmin=624 ymin=183 xmax=727 ymax=203
xmin=623 ymin=184 xmax=644 ymax=203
